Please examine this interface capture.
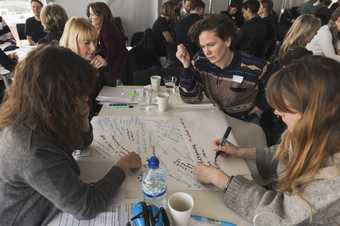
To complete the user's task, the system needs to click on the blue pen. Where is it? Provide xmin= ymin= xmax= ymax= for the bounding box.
xmin=191 ymin=215 xmax=236 ymax=226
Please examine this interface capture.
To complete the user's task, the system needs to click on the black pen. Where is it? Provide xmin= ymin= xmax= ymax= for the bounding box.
xmin=220 ymin=126 xmax=232 ymax=146
xmin=214 ymin=126 xmax=232 ymax=163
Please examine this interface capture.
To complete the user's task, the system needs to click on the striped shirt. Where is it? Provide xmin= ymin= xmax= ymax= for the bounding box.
xmin=179 ymin=50 xmax=267 ymax=119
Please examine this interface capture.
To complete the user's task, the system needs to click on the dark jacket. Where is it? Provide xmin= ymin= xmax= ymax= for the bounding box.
xmin=175 ymin=13 xmax=202 ymax=56
xmin=38 ymin=30 xmax=63 ymax=44
xmin=236 ymin=16 xmax=267 ymax=58
xmin=0 ymin=49 xmax=16 ymax=71
xmin=97 ymin=22 xmax=128 ymax=85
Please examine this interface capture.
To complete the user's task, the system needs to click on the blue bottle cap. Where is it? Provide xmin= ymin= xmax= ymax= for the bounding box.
xmin=147 ymin=156 xmax=160 ymax=169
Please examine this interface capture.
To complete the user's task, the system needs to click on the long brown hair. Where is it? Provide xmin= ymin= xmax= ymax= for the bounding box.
xmin=87 ymin=2 xmax=114 ymax=26
xmin=0 ymin=45 xmax=97 ymax=148
xmin=266 ymin=56 xmax=340 ymax=194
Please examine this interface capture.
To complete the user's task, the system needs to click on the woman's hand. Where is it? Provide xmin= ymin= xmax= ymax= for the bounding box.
xmin=176 ymin=44 xmax=191 ymax=68
xmin=213 ymin=139 xmax=256 ymax=160
xmin=213 ymin=139 xmax=242 ymax=157
xmin=194 ymin=164 xmax=230 ymax=190
xmin=90 ymin=55 xmax=107 ymax=69
xmin=116 ymin=152 xmax=142 ymax=175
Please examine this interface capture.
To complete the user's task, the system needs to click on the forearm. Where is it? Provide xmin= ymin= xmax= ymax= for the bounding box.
xmin=238 ymin=147 xmax=256 ymax=159
xmin=78 ymin=123 xmax=93 ymax=149
xmin=179 ymin=66 xmax=203 ymax=104
xmin=26 ymin=149 xmax=126 ymax=220
xmin=27 ymin=36 xmax=34 ymax=46
xmin=223 ymin=175 xmax=313 ymax=225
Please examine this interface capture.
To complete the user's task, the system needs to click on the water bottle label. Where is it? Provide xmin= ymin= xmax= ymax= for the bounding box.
xmin=142 ymin=178 xmax=167 ymax=199
xmin=143 ymin=189 xmax=167 ymax=198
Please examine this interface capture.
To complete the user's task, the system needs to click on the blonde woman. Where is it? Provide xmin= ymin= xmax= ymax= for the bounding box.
xmin=278 ymin=14 xmax=321 ymax=65
xmin=60 ymin=17 xmax=110 ymax=114
xmin=306 ymin=7 xmax=340 ymax=62
xmin=39 ymin=3 xmax=68 ymax=44
xmin=194 ymin=56 xmax=340 ymax=225
xmin=60 ymin=17 xmax=107 ymax=69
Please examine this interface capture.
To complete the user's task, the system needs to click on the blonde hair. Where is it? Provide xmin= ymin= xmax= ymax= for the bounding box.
xmin=279 ymin=15 xmax=321 ymax=58
xmin=40 ymin=4 xmax=68 ymax=32
xmin=59 ymin=17 xmax=97 ymax=55
xmin=266 ymin=56 xmax=340 ymax=194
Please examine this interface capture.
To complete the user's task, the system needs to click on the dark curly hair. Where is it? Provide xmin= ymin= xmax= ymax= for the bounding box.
xmin=0 ymin=45 xmax=97 ymax=147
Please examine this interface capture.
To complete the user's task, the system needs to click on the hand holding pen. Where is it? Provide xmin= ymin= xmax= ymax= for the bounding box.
xmin=214 ymin=127 xmax=241 ymax=163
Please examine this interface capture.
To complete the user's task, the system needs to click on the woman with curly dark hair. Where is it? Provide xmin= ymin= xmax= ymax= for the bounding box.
xmin=0 ymin=45 xmax=141 ymax=225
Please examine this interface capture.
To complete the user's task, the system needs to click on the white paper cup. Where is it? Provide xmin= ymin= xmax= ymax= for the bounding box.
xmin=156 ymin=93 xmax=169 ymax=112
xmin=168 ymin=192 xmax=194 ymax=226
xmin=150 ymin=75 xmax=161 ymax=92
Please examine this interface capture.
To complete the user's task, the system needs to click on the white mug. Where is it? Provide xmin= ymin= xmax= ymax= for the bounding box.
xmin=156 ymin=93 xmax=169 ymax=112
xmin=168 ymin=192 xmax=194 ymax=226
xmin=150 ymin=75 xmax=161 ymax=92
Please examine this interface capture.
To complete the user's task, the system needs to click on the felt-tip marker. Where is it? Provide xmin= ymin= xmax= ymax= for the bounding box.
xmin=109 ymin=103 xmax=134 ymax=108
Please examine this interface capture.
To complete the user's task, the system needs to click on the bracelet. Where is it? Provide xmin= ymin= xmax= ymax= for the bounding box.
xmin=224 ymin=176 xmax=234 ymax=193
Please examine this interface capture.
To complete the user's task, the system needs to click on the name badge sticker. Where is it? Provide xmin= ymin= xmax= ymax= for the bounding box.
xmin=232 ymin=75 xmax=244 ymax=83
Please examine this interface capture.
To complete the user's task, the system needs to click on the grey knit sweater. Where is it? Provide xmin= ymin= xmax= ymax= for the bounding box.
xmin=0 ymin=125 xmax=126 ymax=226
xmin=223 ymin=146 xmax=340 ymax=226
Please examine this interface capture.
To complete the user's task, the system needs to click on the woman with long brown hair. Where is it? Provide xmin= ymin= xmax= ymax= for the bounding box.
xmin=87 ymin=2 xmax=127 ymax=86
xmin=194 ymin=56 xmax=340 ymax=225
xmin=0 ymin=45 xmax=141 ymax=225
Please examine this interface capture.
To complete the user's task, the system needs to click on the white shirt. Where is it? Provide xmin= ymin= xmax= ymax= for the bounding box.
xmin=306 ymin=25 xmax=340 ymax=62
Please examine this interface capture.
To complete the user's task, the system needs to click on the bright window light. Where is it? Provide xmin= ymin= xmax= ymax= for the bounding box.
xmin=0 ymin=0 xmax=47 ymax=25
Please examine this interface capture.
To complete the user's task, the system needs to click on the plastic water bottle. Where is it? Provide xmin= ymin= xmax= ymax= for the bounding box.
xmin=142 ymin=155 xmax=167 ymax=207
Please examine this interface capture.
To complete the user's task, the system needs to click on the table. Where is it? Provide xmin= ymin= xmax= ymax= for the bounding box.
xmin=75 ymin=87 xmax=267 ymax=226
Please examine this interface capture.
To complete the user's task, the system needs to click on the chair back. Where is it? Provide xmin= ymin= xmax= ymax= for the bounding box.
xmin=16 ymin=23 xmax=26 ymax=40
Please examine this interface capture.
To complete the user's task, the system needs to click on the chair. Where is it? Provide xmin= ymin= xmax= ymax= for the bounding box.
xmin=131 ymin=31 xmax=144 ymax=47
xmin=16 ymin=23 xmax=26 ymax=40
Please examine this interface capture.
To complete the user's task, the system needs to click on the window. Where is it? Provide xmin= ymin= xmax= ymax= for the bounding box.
xmin=0 ymin=0 xmax=47 ymax=25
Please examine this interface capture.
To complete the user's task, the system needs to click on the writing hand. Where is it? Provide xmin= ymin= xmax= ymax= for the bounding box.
xmin=213 ymin=139 xmax=242 ymax=158
xmin=116 ymin=152 xmax=142 ymax=175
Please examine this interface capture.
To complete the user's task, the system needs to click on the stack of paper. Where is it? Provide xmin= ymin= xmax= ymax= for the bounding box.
xmin=96 ymin=86 xmax=142 ymax=104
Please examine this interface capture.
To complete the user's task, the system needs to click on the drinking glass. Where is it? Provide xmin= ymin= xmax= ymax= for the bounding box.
xmin=163 ymin=76 xmax=178 ymax=94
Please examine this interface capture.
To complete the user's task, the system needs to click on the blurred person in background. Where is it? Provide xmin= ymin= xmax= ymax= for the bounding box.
xmin=87 ymin=2 xmax=128 ymax=86
xmin=39 ymin=3 xmax=68 ymax=44
xmin=25 ymin=0 xmax=46 ymax=45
